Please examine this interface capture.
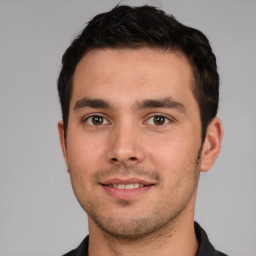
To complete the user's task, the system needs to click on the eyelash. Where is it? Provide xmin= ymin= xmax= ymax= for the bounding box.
xmin=146 ymin=114 xmax=172 ymax=126
xmin=82 ymin=113 xmax=110 ymax=126
xmin=81 ymin=113 xmax=173 ymax=127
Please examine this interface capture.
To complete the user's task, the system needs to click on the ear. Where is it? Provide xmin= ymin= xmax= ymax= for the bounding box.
xmin=58 ymin=121 xmax=70 ymax=170
xmin=200 ymin=117 xmax=223 ymax=172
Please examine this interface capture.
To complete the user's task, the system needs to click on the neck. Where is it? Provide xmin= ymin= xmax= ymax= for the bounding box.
xmin=88 ymin=210 xmax=198 ymax=256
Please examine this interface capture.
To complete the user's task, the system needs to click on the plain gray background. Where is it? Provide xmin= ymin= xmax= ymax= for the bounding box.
xmin=0 ymin=0 xmax=255 ymax=255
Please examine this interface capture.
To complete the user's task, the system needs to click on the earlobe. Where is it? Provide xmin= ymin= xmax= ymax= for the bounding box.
xmin=200 ymin=117 xmax=223 ymax=172
xmin=58 ymin=121 xmax=69 ymax=170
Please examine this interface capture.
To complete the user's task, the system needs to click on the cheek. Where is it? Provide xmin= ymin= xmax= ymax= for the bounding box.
xmin=66 ymin=131 xmax=106 ymax=176
xmin=146 ymin=132 xmax=201 ymax=194
xmin=146 ymin=133 xmax=197 ymax=169
xmin=66 ymin=134 xmax=104 ymax=205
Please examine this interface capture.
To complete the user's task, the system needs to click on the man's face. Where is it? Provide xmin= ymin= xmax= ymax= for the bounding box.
xmin=59 ymin=48 xmax=205 ymax=239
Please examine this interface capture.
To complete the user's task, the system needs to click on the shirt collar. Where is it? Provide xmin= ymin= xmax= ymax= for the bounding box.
xmin=65 ymin=222 xmax=226 ymax=256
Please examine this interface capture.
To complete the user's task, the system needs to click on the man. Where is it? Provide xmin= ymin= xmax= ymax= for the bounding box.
xmin=57 ymin=5 xmax=226 ymax=256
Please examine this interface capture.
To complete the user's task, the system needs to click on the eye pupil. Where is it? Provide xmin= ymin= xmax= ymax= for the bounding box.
xmin=92 ymin=116 xmax=103 ymax=125
xmin=153 ymin=116 xmax=165 ymax=125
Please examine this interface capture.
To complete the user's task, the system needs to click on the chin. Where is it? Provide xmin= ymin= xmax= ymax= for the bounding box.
xmin=87 ymin=206 xmax=180 ymax=241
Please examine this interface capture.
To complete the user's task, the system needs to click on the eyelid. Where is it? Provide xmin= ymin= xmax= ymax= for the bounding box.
xmin=81 ymin=113 xmax=111 ymax=125
xmin=80 ymin=112 xmax=174 ymax=126
xmin=146 ymin=113 xmax=174 ymax=125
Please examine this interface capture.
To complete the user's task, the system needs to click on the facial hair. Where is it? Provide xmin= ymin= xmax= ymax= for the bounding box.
xmin=79 ymin=148 xmax=202 ymax=241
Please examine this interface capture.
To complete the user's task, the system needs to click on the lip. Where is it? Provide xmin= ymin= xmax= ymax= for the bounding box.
xmin=100 ymin=177 xmax=155 ymax=200
xmin=101 ymin=177 xmax=154 ymax=186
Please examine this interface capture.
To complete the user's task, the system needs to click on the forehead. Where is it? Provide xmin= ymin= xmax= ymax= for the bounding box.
xmin=71 ymin=47 xmax=195 ymax=106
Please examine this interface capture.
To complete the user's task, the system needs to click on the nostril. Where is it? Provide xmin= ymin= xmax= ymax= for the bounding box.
xmin=109 ymin=155 xmax=139 ymax=164
xmin=111 ymin=158 xmax=118 ymax=162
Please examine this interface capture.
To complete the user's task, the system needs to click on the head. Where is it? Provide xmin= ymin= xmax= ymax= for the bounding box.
xmin=57 ymin=5 xmax=223 ymax=241
xmin=57 ymin=5 xmax=219 ymax=142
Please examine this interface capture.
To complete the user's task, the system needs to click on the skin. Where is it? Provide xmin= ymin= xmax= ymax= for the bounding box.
xmin=58 ymin=48 xmax=223 ymax=256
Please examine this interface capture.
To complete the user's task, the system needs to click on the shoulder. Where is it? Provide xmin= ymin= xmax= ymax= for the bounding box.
xmin=62 ymin=236 xmax=89 ymax=256
xmin=62 ymin=249 xmax=76 ymax=256
xmin=216 ymin=251 xmax=228 ymax=256
xmin=195 ymin=222 xmax=228 ymax=256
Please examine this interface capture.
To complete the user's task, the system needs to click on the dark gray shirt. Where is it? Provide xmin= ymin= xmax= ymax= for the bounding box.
xmin=63 ymin=222 xmax=227 ymax=256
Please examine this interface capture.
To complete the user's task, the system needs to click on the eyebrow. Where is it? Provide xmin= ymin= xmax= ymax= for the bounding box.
xmin=134 ymin=97 xmax=186 ymax=113
xmin=73 ymin=97 xmax=112 ymax=111
xmin=73 ymin=96 xmax=185 ymax=114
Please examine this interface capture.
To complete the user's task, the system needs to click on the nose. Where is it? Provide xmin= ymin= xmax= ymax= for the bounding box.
xmin=107 ymin=121 xmax=145 ymax=166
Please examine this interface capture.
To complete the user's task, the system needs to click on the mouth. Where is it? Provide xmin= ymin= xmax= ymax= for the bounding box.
xmin=100 ymin=178 xmax=155 ymax=200
xmin=107 ymin=183 xmax=146 ymax=189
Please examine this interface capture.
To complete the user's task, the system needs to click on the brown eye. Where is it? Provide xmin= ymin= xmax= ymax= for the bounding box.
xmin=153 ymin=116 xmax=166 ymax=125
xmin=92 ymin=116 xmax=104 ymax=125
xmin=147 ymin=115 xmax=170 ymax=126
xmin=86 ymin=115 xmax=107 ymax=126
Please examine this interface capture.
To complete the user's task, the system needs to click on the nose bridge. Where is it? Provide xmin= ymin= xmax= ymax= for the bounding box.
xmin=108 ymin=117 xmax=144 ymax=165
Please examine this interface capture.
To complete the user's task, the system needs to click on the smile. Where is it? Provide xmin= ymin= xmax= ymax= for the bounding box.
xmin=108 ymin=184 xmax=145 ymax=189
xmin=101 ymin=179 xmax=154 ymax=200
